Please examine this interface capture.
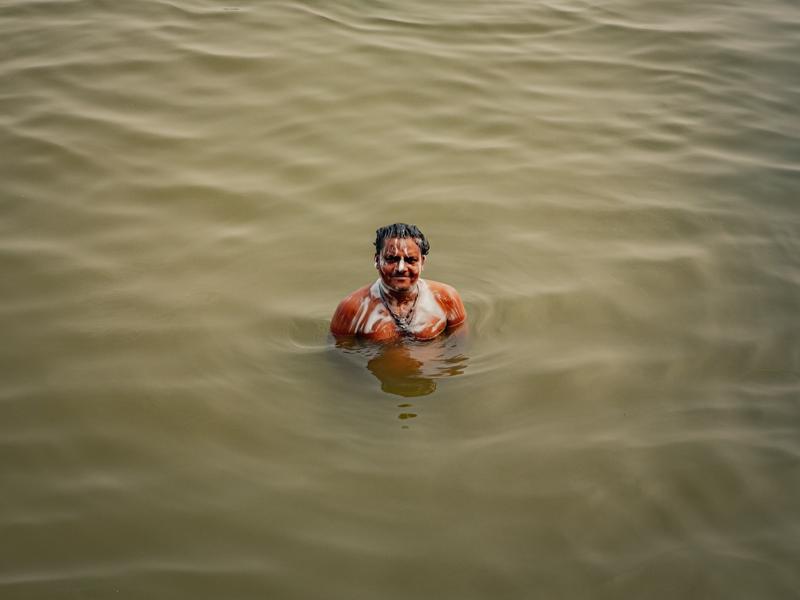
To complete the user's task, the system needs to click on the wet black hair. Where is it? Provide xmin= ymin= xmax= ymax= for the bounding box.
xmin=374 ymin=223 xmax=430 ymax=256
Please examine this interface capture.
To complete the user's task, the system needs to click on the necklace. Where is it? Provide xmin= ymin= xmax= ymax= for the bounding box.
xmin=379 ymin=285 xmax=419 ymax=334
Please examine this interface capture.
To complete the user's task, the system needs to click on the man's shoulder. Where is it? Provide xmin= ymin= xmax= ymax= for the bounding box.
xmin=423 ymin=279 xmax=466 ymax=326
xmin=334 ymin=284 xmax=372 ymax=313
xmin=424 ymin=279 xmax=462 ymax=299
xmin=331 ymin=282 xmax=378 ymax=335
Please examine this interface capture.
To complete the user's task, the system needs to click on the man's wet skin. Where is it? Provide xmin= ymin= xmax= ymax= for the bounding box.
xmin=330 ymin=234 xmax=466 ymax=341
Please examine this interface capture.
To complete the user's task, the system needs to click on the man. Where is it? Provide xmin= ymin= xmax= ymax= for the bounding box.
xmin=330 ymin=223 xmax=466 ymax=341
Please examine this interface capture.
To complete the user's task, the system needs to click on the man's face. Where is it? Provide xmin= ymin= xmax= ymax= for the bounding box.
xmin=376 ymin=237 xmax=425 ymax=292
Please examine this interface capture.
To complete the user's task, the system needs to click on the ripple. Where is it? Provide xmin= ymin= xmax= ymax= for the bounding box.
xmin=2 ymin=0 xmax=800 ymax=597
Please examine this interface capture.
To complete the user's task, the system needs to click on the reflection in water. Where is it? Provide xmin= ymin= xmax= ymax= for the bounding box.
xmin=366 ymin=343 xmax=437 ymax=397
xmin=334 ymin=332 xmax=469 ymax=399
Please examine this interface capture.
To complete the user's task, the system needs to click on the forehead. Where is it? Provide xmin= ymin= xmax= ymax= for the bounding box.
xmin=379 ymin=237 xmax=421 ymax=256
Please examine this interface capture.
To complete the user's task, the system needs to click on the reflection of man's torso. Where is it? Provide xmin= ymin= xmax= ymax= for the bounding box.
xmin=336 ymin=333 xmax=469 ymax=397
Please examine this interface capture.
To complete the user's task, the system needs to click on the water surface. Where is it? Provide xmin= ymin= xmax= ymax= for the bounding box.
xmin=2 ymin=0 xmax=800 ymax=598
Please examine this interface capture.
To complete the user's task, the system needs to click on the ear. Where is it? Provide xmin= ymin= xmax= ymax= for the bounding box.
xmin=421 ymin=255 xmax=426 ymax=270
xmin=374 ymin=254 xmax=379 ymax=268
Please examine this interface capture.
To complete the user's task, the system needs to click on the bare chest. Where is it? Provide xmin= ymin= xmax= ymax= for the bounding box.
xmin=352 ymin=298 xmax=447 ymax=340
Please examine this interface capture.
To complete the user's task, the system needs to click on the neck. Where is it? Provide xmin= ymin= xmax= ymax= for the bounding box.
xmin=379 ymin=280 xmax=419 ymax=303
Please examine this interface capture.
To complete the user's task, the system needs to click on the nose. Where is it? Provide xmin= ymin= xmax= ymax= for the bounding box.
xmin=397 ymin=257 xmax=406 ymax=273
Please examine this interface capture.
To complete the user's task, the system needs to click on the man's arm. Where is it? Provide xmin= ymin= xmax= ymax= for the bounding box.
xmin=447 ymin=288 xmax=467 ymax=329
xmin=330 ymin=297 xmax=358 ymax=336
xmin=431 ymin=282 xmax=467 ymax=329
xmin=330 ymin=287 xmax=372 ymax=336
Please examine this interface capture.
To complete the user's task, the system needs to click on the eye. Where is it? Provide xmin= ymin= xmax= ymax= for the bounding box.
xmin=406 ymin=257 xmax=418 ymax=263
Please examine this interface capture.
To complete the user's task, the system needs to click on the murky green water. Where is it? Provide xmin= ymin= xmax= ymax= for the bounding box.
xmin=2 ymin=0 xmax=800 ymax=598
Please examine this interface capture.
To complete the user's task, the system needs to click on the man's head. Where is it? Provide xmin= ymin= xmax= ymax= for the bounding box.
xmin=374 ymin=223 xmax=429 ymax=293
xmin=374 ymin=223 xmax=430 ymax=257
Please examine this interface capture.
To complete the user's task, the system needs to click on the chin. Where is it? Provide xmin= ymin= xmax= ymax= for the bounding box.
xmin=384 ymin=278 xmax=415 ymax=291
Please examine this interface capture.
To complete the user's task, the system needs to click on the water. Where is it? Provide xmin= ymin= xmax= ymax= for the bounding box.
xmin=2 ymin=0 xmax=800 ymax=597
